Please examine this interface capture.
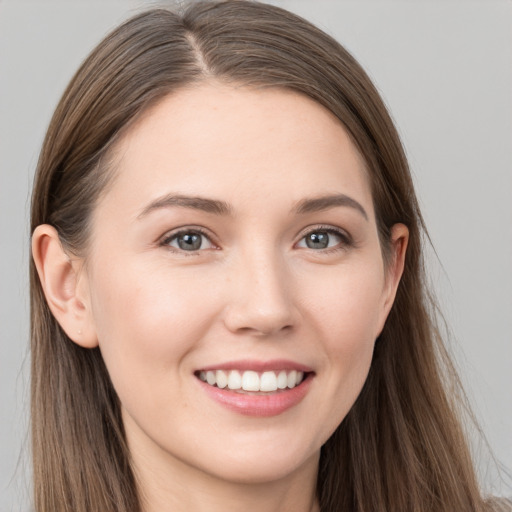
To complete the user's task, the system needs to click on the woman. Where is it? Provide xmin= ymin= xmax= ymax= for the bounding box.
xmin=29 ymin=1 xmax=510 ymax=511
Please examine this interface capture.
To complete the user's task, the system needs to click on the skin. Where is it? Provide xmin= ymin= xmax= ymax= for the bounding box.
xmin=33 ymin=83 xmax=408 ymax=512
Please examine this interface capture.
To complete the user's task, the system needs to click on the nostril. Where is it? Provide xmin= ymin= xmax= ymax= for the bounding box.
xmin=236 ymin=323 xmax=293 ymax=337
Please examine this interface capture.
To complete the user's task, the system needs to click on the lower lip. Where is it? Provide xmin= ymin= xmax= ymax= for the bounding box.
xmin=197 ymin=374 xmax=313 ymax=417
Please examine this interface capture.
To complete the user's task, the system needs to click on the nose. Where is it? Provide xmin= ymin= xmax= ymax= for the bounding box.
xmin=222 ymin=250 xmax=296 ymax=337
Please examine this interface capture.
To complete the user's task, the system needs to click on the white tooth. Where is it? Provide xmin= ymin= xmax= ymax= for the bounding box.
xmin=287 ymin=370 xmax=297 ymax=388
xmin=206 ymin=371 xmax=216 ymax=386
xmin=199 ymin=371 xmax=207 ymax=382
xmin=216 ymin=370 xmax=228 ymax=389
xmin=227 ymin=370 xmax=242 ymax=390
xmin=296 ymin=371 xmax=304 ymax=386
xmin=277 ymin=370 xmax=288 ymax=389
xmin=260 ymin=371 xmax=278 ymax=392
xmin=242 ymin=371 xmax=260 ymax=391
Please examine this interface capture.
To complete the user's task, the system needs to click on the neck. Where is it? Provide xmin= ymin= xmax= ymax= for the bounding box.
xmin=131 ymin=439 xmax=320 ymax=512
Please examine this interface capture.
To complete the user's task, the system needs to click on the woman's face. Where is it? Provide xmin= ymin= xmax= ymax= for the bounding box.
xmin=81 ymin=84 xmax=405 ymax=484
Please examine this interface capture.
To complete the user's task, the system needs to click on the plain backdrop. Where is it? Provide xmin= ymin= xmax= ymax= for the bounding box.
xmin=1 ymin=1 xmax=511 ymax=510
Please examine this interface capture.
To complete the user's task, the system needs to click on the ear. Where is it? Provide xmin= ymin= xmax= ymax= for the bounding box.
xmin=376 ymin=223 xmax=409 ymax=336
xmin=31 ymin=224 xmax=98 ymax=348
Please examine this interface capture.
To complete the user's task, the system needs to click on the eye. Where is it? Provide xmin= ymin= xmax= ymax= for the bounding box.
xmin=296 ymin=228 xmax=348 ymax=250
xmin=162 ymin=229 xmax=214 ymax=252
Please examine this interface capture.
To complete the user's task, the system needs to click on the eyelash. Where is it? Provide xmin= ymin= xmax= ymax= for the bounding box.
xmin=159 ymin=225 xmax=353 ymax=255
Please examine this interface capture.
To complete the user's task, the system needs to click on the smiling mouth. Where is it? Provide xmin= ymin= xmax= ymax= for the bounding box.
xmin=195 ymin=369 xmax=306 ymax=393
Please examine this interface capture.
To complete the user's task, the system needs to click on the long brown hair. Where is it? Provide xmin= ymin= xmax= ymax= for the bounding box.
xmin=30 ymin=2 xmax=505 ymax=511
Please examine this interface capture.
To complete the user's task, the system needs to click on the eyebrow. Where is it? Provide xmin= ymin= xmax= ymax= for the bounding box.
xmin=137 ymin=192 xmax=368 ymax=220
xmin=293 ymin=194 xmax=368 ymax=220
xmin=137 ymin=194 xmax=232 ymax=219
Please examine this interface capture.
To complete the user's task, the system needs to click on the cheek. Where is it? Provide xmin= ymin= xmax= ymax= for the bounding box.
xmin=301 ymin=260 xmax=385 ymax=415
xmin=87 ymin=258 xmax=219 ymax=392
xmin=304 ymin=258 xmax=386 ymax=346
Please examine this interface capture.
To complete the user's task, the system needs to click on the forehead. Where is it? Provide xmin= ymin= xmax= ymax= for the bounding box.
xmin=100 ymin=83 xmax=373 ymax=218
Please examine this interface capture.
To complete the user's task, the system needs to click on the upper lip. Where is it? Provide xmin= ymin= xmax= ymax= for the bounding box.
xmin=197 ymin=359 xmax=314 ymax=373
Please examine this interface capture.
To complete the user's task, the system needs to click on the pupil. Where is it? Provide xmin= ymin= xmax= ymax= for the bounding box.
xmin=307 ymin=232 xmax=329 ymax=249
xmin=178 ymin=233 xmax=201 ymax=251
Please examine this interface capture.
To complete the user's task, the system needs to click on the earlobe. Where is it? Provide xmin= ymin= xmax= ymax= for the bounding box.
xmin=31 ymin=225 xmax=98 ymax=348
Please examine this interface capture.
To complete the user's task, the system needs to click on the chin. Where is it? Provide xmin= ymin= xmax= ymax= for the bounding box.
xmin=192 ymin=436 xmax=321 ymax=485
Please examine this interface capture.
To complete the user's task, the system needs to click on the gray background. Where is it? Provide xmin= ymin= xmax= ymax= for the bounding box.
xmin=1 ymin=0 xmax=510 ymax=509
